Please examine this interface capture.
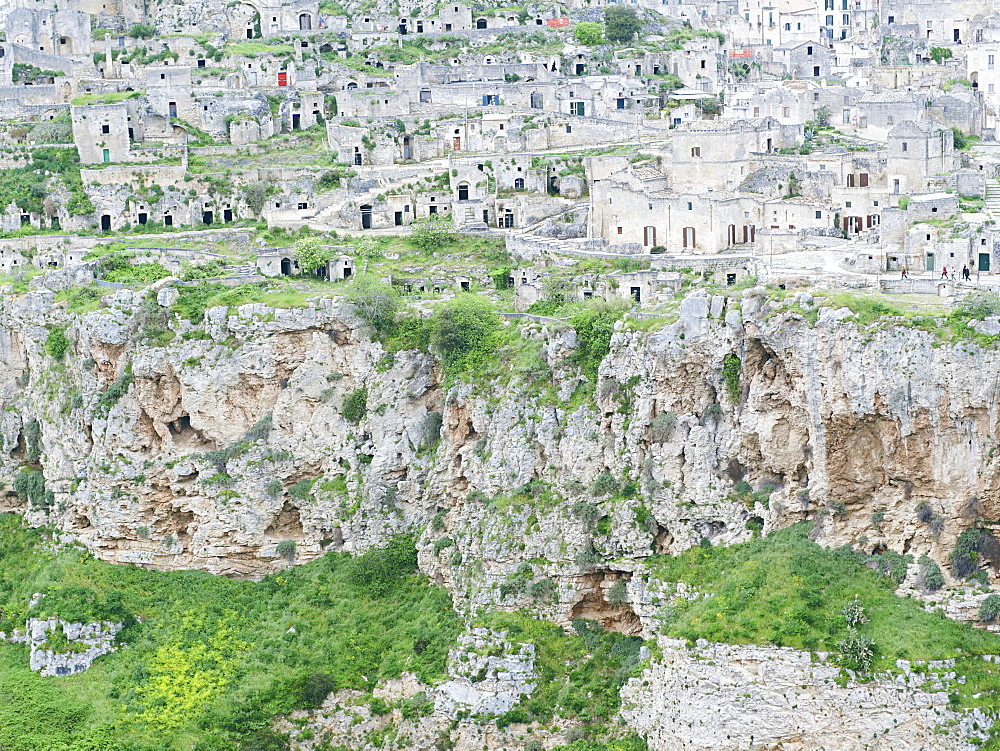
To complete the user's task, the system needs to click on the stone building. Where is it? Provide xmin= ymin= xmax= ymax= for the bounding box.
xmin=71 ymin=103 xmax=131 ymax=164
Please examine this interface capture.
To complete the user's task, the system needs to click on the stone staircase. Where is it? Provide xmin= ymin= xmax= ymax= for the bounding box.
xmin=986 ymin=179 xmax=1000 ymax=218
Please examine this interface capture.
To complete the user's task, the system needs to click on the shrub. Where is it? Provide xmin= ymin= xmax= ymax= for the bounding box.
xmin=44 ymin=329 xmax=70 ymax=360
xmin=421 ymin=411 xmax=443 ymax=452
xmin=288 ymin=479 xmax=314 ymax=501
xmin=571 ymin=304 xmax=623 ymax=381
xmin=529 ymin=578 xmax=556 ymax=600
xmin=298 ymin=672 xmax=334 ymax=709
xmin=606 ymin=581 xmax=628 ymax=606
xmin=979 ymin=594 xmax=1000 ymax=623
xmin=572 ymin=501 xmax=602 ymax=526
xmin=929 ymin=46 xmax=953 ymax=64
xmin=949 ymin=528 xmax=1000 ymax=580
xmin=915 ymin=501 xmax=934 ymax=524
xmin=128 ymin=23 xmax=156 ymax=38
xmin=722 ymin=354 xmax=741 ymax=402
xmin=23 ymin=420 xmax=41 ymax=463
xmin=431 ymin=295 xmax=502 ymax=375
xmin=573 ymin=21 xmax=604 ymax=45
xmin=650 ymin=412 xmax=676 ymax=443
xmin=591 ymin=472 xmax=620 ymax=497
xmin=348 ymin=534 xmax=419 ymax=597
xmin=871 ymin=510 xmax=886 ymax=530
xmin=734 ymin=480 xmax=753 ymax=495
xmin=433 ymin=537 xmax=453 ymax=556
xmin=341 ymin=386 xmax=368 ymax=423
xmin=348 ymin=278 xmax=399 ymax=333
xmin=97 ymin=371 xmax=133 ymax=413
xmin=839 ymin=628 xmax=875 ymax=673
xmin=955 ymin=290 xmax=1000 ymax=320
xmin=14 ymin=469 xmax=51 ymax=509
xmin=410 ymin=215 xmax=455 ymax=252
xmin=919 ymin=555 xmax=945 ymax=592
xmin=840 ymin=596 xmax=868 ymax=628
xmin=276 ymin=540 xmax=296 ymax=562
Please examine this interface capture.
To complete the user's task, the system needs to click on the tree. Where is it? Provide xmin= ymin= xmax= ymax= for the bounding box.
xmin=347 ymin=277 xmax=399 ymax=332
xmin=951 ymin=126 xmax=969 ymax=150
xmin=573 ymin=22 xmax=604 ymax=46
xmin=604 ymin=6 xmax=642 ymax=44
xmin=292 ymin=237 xmax=333 ymax=276
xmin=354 ymin=236 xmax=382 ymax=274
xmin=244 ymin=181 xmax=272 ymax=217
xmin=929 ymin=46 xmax=953 ymax=64
xmin=431 ymin=295 xmax=502 ymax=374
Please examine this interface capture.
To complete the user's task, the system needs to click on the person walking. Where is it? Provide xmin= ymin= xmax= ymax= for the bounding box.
xmin=941 ymin=266 xmax=948 ymax=279
xmin=963 ymin=265 xmax=971 ymax=281
xmin=901 ymin=266 xmax=908 ymax=279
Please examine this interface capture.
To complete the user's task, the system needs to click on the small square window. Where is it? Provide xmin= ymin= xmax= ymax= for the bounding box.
xmin=101 ymin=124 xmax=110 ymax=134
xmin=815 ymin=211 xmax=822 ymax=219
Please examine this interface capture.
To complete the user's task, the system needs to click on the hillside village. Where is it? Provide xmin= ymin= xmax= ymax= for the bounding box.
xmin=0 ymin=0 xmax=998 ymax=307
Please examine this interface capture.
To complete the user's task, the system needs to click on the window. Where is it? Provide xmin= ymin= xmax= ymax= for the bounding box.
xmin=785 ymin=23 xmax=790 ymax=30
xmin=843 ymin=109 xmax=850 ymax=123
xmin=991 ymin=84 xmax=996 ymax=94
xmin=815 ymin=210 xmax=822 ymax=218
xmin=617 ymin=227 xmax=622 ymax=234
xmin=101 ymin=124 xmax=110 ymax=134
xmin=807 ymin=45 xmax=813 ymax=55
xmin=700 ymin=60 xmax=706 ymax=68
xmin=845 ymin=201 xmax=852 ymax=208
xmin=990 ymin=54 xmax=995 ymax=69
xmin=873 ymin=200 xmax=878 ymax=206
xmin=753 ymin=107 xmax=759 ymax=116
xmin=783 ymin=107 xmax=790 ymax=117
xmin=691 ymin=147 xmax=702 ymax=157
xmin=843 ymin=14 xmax=849 ymax=24
xmin=813 ymin=92 xmax=820 ymax=101
xmin=687 ymin=202 xmax=693 ymax=210
xmin=902 ymin=142 xmax=908 ymax=152
xmin=859 ymin=173 xmax=868 ymax=187
xmin=826 ymin=15 xmax=833 ymax=25
xmin=847 ymin=174 xmax=855 ymax=187
xmin=813 ymin=66 xmax=820 ymax=76
xmin=888 ymin=15 xmax=894 ymax=23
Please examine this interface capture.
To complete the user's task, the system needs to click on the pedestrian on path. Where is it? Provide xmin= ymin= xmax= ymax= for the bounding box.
xmin=901 ymin=266 xmax=908 ymax=279
xmin=941 ymin=266 xmax=948 ymax=278
xmin=963 ymin=265 xmax=971 ymax=281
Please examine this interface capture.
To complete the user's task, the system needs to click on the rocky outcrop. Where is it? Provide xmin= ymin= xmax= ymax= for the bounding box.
xmin=3 ymin=617 xmax=123 ymax=677
xmin=621 ymin=638 xmax=994 ymax=751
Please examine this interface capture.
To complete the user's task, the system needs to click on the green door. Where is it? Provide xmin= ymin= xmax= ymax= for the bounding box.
xmin=979 ymin=253 xmax=991 ymax=272
xmin=926 ymin=253 xmax=935 ymax=271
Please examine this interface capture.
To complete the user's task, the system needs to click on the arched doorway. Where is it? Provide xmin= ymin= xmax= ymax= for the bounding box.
xmin=458 ymin=183 xmax=469 ymax=201
xmin=476 ymin=18 xmax=487 ymax=29
xmin=361 ymin=204 xmax=372 ymax=229
xmin=280 ymin=258 xmax=292 ymax=275
xmin=299 ymin=13 xmax=312 ymax=30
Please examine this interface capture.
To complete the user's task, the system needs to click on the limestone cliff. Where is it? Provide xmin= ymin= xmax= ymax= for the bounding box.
xmin=1 ymin=285 xmax=998 ymax=619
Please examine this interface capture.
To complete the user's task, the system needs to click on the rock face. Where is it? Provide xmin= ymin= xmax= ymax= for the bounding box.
xmin=435 ymin=629 xmax=537 ymax=718
xmin=2 ymin=286 xmax=1000 ymax=606
xmin=3 ymin=617 xmax=123 ymax=677
xmin=622 ymin=638 xmax=993 ymax=751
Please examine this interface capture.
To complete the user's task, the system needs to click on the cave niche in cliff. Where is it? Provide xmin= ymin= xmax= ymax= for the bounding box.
xmin=167 ymin=414 xmax=213 ymax=451
xmin=653 ymin=524 xmax=673 ymax=554
xmin=570 ymin=572 xmax=642 ymax=636
xmin=266 ymin=501 xmax=305 ymax=539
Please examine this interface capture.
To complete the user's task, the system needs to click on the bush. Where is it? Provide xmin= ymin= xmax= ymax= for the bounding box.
xmin=276 ymin=540 xmax=296 ymax=562
xmin=265 ymin=480 xmax=283 ymax=497
xmin=840 ymin=596 xmax=868 ymax=628
xmin=529 ymin=578 xmax=556 ymax=600
xmin=97 ymin=371 xmax=133 ymax=413
xmin=44 ymin=329 xmax=70 ymax=360
xmin=572 ymin=501 xmax=602 ymax=526
xmin=949 ymin=528 xmax=1000 ymax=580
xmin=341 ymin=386 xmax=368 ymax=423
xmin=919 ymin=555 xmax=945 ymax=592
xmin=839 ymin=628 xmax=875 ymax=673
xmin=915 ymin=501 xmax=934 ymax=524
xmin=410 ymin=215 xmax=455 ymax=252
xmin=606 ymin=581 xmax=628 ymax=606
xmin=348 ymin=278 xmax=399 ymax=333
xmin=722 ymin=354 xmax=741 ymax=402
xmin=297 ymin=672 xmax=333 ymax=709
xmin=421 ymin=411 xmax=443 ymax=452
xmin=571 ymin=304 xmax=623 ymax=381
xmin=979 ymin=594 xmax=1000 ymax=623
xmin=573 ymin=22 xmax=604 ymax=45
xmin=23 ymin=420 xmax=41 ymax=464
xmin=650 ymin=412 xmax=676 ymax=443
xmin=14 ymin=469 xmax=51 ymax=509
xmin=955 ymin=290 xmax=1000 ymax=320
xmin=348 ymin=535 xmax=419 ymax=597
xmin=591 ymin=472 xmax=620 ymax=497
xmin=128 ymin=23 xmax=156 ymax=38
xmin=431 ymin=295 xmax=502 ymax=376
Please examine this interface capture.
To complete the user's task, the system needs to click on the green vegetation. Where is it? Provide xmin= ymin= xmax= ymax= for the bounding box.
xmin=722 ymin=354 xmax=741 ymax=402
xmin=571 ymin=304 xmax=625 ymax=381
xmin=432 ymin=294 xmax=503 ymax=378
xmin=0 ymin=519 xmax=460 ymax=750
xmin=0 ymin=147 xmax=93 ymax=218
xmin=573 ymin=22 xmax=604 ymax=46
xmin=930 ymin=46 xmax=954 ymax=64
xmin=648 ymin=524 xmax=1000 ymax=696
xmin=341 ymin=386 xmax=368 ymax=423
xmin=481 ymin=612 xmax=645 ymax=731
xmin=44 ymin=328 xmax=70 ymax=360
xmin=603 ymin=6 xmax=642 ymax=44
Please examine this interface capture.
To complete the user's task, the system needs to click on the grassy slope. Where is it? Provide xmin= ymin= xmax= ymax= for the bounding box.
xmin=647 ymin=524 xmax=1000 ymax=739
xmin=0 ymin=517 xmax=460 ymax=750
